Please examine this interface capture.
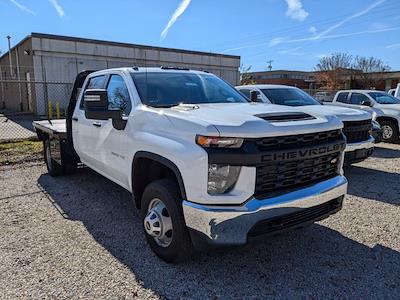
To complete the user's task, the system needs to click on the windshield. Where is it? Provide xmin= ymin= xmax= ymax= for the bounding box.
xmin=261 ymin=88 xmax=320 ymax=106
xmin=368 ymin=92 xmax=400 ymax=104
xmin=131 ymin=72 xmax=248 ymax=107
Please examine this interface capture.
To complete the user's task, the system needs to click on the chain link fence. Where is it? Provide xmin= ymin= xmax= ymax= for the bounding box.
xmin=0 ymin=80 xmax=73 ymax=142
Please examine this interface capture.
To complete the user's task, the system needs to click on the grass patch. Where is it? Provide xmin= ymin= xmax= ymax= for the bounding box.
xmin=0 ymin=140 xmax=43 ymax=165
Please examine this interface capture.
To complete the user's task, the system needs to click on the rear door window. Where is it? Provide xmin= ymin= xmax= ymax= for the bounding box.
xmin=349 ymin=93 xmax=369 ymax=105
xmin=238 ymin=89 xmax=251 ymax=99
xmin=336 ymin=92 xmax=349 ymax=103
xmin=80 ymin=75 xmax=107 ymax=109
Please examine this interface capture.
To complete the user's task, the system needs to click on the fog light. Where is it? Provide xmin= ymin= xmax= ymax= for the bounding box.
xmin=207 ymin=164 xmax=241 ymax=194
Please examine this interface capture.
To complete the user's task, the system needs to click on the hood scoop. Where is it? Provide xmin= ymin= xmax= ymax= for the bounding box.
xmin=256 ymin=112 xmax=316 ymax=122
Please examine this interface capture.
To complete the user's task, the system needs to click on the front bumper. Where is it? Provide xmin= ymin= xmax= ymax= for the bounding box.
xmin=344 ymin=136 xmax=375 ymax=164
xmin=182 ymin=175 xmax=347 ymax=248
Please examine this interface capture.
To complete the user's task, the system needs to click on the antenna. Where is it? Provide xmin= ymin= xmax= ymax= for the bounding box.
xmin=267 ymin=59 xmax=274 ymax=71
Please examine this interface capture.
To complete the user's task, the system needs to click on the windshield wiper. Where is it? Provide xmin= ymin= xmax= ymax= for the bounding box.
xmin=147 ymin=103 xmax=181 ymax=108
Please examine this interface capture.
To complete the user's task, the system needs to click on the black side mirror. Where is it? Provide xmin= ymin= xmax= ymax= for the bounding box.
xmin=83 ymin=89 xmax=126 ymax=129
xmin=250 ymin=91 xmax=259 ymax=102
xmin=360 ymin=100 xmax=373 ymax=107
xmin=84 ymin=89 xmax=120 ymax=120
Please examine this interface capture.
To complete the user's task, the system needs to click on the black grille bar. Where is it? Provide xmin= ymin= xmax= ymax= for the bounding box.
xmin=248 ymin=197 xmax=343 ymax=237
xmin=254 ymin=129 xmax=341 ymax=151
xmin=255 ymin=152 xmax=340 ymax=199
xmin=343 ymin=119 xmax=372 ymax=143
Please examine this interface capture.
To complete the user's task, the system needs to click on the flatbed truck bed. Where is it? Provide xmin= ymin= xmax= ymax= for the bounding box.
xmin=33 ymin=119 xmax=67 ymax=139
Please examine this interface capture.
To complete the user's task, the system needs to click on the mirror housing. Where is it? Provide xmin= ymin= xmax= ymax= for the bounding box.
xmin=83 ymin=89 xmax=127 ymax=130
xmin=84 ymin=89 xmax=120 ymax=120
xmin=360 ymin=100 xmax=373 ymax=107
xmin=250 ymin=91 xmax=260 ymax=102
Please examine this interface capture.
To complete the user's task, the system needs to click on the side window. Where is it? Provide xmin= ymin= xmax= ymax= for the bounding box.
xmin=349 ymin=93 xmax=369 ymax=105
xmin=80 ymin=75 xmax=106 ymax=109
xmin=106 ymin=75 xmax=132 ymax=116
xmin=239 ymin=89 xmax=251 ymax=99
xmin=336 ymin=92 xmax=349 ymax=103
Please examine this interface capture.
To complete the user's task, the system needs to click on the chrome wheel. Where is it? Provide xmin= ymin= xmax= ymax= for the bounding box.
xmin=382 ymin=125 xmax=393 ymax=140
xmin=144 ymin=198 xmax=173 ymax=247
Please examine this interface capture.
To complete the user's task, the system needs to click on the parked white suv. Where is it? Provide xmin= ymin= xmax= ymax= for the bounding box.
xmin=33 ymin=68 xmax=348 ymax=262
xmin=236 ymin=84 xmax=375 ymax=164
xmin=329 ymin=90 xmax=400 ymax=142
xmin=395 ymin=83 xmax=400 ymax=99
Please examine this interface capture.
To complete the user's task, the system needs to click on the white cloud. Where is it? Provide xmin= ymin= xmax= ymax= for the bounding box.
xmin=274 ymin=26 xmax=400 ymax=45
xmin=9 ymin=0 xmax=35 ymax=15
xmin=314 ymin=0 xmax=385 ymax=39
xmin=269 ymin=37 xmax=286 ymax=47
xmin=285 ymin=0 xmax=309 ymax=22
xmin=386 ymin=43 xmax=400 ymax=49
xmin=161 ymin=0 xmax=191 ymax=40
xmin=271 ymin=0 xmax=387 ymax=46
xmin=278 ymin=46 xmax=305 ymax=56
xmin=48 ymin=0 xmax=65 ymax=17
xmin=309 ymin=26 xmax=317 ymax=34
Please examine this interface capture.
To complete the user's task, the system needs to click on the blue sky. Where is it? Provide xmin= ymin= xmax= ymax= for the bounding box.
xmin=0 ymin=0 xmax=399 ymax=71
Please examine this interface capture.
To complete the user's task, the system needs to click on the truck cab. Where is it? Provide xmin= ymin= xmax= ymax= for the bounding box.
xmin=236 ymin=84 xmax=375 ymax=164
xmin=329 ymin=90 xmax=400 ymax=143
xmin=34 ymin=68 xmax=348 ymax=262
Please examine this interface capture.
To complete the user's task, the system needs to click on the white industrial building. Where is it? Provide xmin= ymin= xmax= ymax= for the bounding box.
xmin=0 ymin=33 xmax=241 ymax=115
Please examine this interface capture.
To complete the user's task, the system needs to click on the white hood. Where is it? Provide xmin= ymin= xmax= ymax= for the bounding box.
xmin=157 ymin=103 xmax=343 ymax=138
xmin=299 ymin=105 xmax=372 ymax=122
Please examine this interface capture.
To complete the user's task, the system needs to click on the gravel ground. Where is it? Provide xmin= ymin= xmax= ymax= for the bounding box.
xmin=0 ymin=143 xmax=399 ymax=299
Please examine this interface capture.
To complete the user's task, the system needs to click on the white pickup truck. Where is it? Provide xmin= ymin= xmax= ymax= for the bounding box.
xmin=327 ymin=90 xmax=400 ymax=142
xmin=236 ymin=84 xmax=375 ymax=164
xmin=33 ymin=67 xmax=348 ymax=262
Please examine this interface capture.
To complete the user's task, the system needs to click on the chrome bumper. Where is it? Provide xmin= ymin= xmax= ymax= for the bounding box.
xmin=345 ymin=136 xmax=375 ymax=152
xmin=182 ymin=176 xmax=348 ymax=247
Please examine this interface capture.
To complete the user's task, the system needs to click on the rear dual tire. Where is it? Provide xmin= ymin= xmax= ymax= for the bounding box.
xmin=43 ymin=139 xmax=77 ymax=177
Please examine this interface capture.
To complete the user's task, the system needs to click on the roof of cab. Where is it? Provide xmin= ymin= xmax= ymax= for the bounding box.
xmin=336 ymin=90 xmax=385 ymax=93
xmin=88 ymin=67 xmax=212 ymax=77
xmin=236 ymin=84 xmax=298 ymax=89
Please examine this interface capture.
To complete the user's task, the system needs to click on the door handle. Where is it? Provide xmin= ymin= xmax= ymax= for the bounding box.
xmin=72 ymin=117 xmax=78 ymax=122
xmin=92 ymin=122 xmax=102 ymax=127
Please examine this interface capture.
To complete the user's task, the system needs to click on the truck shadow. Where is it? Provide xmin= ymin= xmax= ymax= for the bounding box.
xmin=344 ymin=165 xmax=400 ymax=206
xmin=372 ymin=145 xmax=400 ymax=159
xmin=37 ymin=169 xmax=400 ymax=299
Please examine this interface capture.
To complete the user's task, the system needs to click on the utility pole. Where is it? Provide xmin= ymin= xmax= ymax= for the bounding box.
xmin=16 ymin=47 xmax=23 ymax=111
xmin=7 ymin=36 xmax=13 ymax=78
xmin=267 ymin=60 xmax=274 ymax=72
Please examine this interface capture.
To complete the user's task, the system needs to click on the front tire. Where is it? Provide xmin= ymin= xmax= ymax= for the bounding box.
xmin=380 ymin=120 xmax=399 ymax=143
xmin=140 ymin=179 xmax=193 ymax=263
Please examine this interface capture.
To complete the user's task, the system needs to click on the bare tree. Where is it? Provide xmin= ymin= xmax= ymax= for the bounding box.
xmin=353 ymin=56 xmax=391 ymax=89
xmin=314 ymin=53 xmax=353 ymax=90
xmin=239 ymin=64 xmax=256 ymax=85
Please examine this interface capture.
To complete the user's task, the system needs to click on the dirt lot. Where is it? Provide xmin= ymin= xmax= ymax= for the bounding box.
xmin=0 ymin=143 xmax=399 ymax=299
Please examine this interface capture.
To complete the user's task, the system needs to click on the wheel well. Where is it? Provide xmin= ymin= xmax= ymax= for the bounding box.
xmin=132 ymin=154 xmax=186 ymax=209
xmin=376 ymin=116 xmax=399 ymax=128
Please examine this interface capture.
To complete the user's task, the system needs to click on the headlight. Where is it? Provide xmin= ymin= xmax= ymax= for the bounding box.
xmin=196 ymin=135 xmax=243 ymax=148
xmin=372 ymin=120 xmax=381 ymax=129
xmin=207 ymin=164 xmax=241 ymax=194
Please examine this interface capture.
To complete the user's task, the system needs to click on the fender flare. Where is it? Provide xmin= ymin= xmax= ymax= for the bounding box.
xmin=132 ymin=151 xmax=187 ymax=200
